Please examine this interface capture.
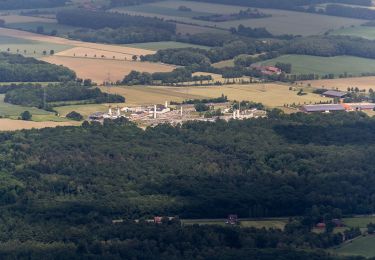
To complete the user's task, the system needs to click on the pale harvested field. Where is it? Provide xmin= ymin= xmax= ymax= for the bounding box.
xmin=102 ymin=84 xmax=331 ymax=108
xmin=99 ymin=86 xmax=208 ymax=105
xmin=300 ymin=77 xmax=375 ymax=91
xmin=169 ymin=84 xmax=331 ymax=107
xmin=41 ymin=56 xmax=175 ymax=83
xmin=0 ymin=28 xmax=155 ymax=56
xmin=0 ymin=119 xmax=79 ymax=131
xmin=0 ymin=15 xmax=56 ymax=24
xmin=55 ymin=47 xmax=136 ymax=60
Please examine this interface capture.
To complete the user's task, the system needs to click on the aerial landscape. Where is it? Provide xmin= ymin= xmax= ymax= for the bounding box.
xmin=3 ymin=0 xmax=375 ymax=259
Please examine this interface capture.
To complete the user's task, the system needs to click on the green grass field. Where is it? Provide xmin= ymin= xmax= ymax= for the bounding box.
xmin=0 ymin=35 xmax=72 ymax=57
xmin=333 ymin=235 xmax=375 ymax=258
xmin=330 ymin=25 xmax=375 ymax=40
xmin=111 ymin=0 xmax=365 ymax=36
xmin=0 ymin=94 xmax=51 ymax=117
xmin=7 ymin=22 xmax=79 ymax=37
xmin=258 ymin=55 xmax=375 ymax=76
xmin=181 ymin=218 xmax=288 ymax=229
xmin=124 ymin=41 xmax=211 ymax=50
xmin=212 ymin=59 xmax=235 ymax=68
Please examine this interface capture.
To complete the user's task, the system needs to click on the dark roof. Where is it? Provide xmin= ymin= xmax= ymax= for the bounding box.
xmin=323 ymin=90 xmax=347 ymax=98
xmin=302 ymin=104 xmax=345 ymax=112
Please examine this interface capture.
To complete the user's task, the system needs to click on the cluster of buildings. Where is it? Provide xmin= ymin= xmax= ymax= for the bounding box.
xmin=250 ymin=65 xmax=282 ymax=76
xmin=301 ymin=90 xmax=375 ymax=113
xmin=88 ymin=101 xmax=267 ymax=126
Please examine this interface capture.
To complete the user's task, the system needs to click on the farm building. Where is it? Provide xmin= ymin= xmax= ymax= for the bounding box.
xmin=250 ymin=65 xmax=282 ymax=75
xmin=301 ymin=104 xmax=345 ymax=113
xmin=301 ymin=103 xmax=375 ymax=113
xmin=322 ymin=90 xmax=347 ymax=98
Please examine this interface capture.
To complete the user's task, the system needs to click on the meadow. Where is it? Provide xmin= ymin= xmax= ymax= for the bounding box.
xmin=111 ymin=0 xmax=365 ymax=36
xmin=181 ymin=218 xmax=288 ymax=229
xmin=333 ymin=235 xmax=375 ymax=258
xmin=330 ymin=25 xmax=375 ymax=40
xmin=258 ymin=55 xmax=375 ymax=76
xmin=124 ymin=41 xmax=211 ymax=50
xmin=0 ymin=35 xmax=72 ymax=57
xmin=0 ymin=94 xmax=51 ymax=117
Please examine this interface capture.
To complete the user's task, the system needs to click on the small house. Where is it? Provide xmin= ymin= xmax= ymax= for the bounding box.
xmin=225 ymin=214 xmax=239 ymax=225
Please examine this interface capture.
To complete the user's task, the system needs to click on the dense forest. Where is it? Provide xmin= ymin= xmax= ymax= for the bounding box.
xmin=0 ymin=52 xmax=75 ymax=82
xmin=0 ymin=113 xmax=375 ymax=257
xmin=3 ymin=83 xmax=124 ymax=108
xmin=56 ymin=9 xmax=176 ymax=44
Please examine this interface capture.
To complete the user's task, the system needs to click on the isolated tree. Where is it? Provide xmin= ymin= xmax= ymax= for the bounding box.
xmin=132 ymin=55 xmax=138 ymax=61
xmin=50 ymin=50 xmax=55 ymax=55
xmin=42 ymin=50 xmax=47 ymax=55
xmin=36 ymin=26 xmax=44 ymax=34
xmin=20 ymin=111 xmax=32 ymax=121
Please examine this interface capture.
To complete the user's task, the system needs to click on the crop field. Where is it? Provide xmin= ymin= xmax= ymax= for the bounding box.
xmin=98 ymin=86 xmax=207 ymax=106
xmin=124 ymin=41 xmax=211 ymax=50
xmin=212 ymin=59 xmax=235 ymax=68
xmin=0 ymin=35 xmax=72 ymax=57
xmin=330 ymin=25 xmax=375 ymax=40
xmin=111 ymin=0 xmax=365 ymax=36
xmin=7 ymin=22 xmax=79 ymax=36
xmin=54 ymin=103 xmax=123 ymax=118
xmin=0 ymin=28 xmax=174 ymax=83
xmin=42 ymin=56 xmax=175 ymax=83
xmin=333 ymin=235 xmax=375 ymax=258
xmin=0 ymin=118 xmax=78 ymax=131
xmin=181 ymin=218 xmax=288 ymax=229
xmin=100 ymin=84 xmax=330 ymax=108
xmin=300 ymin=76 xmax=375 ymax=91
xmin=0 ymin=15 xmax=55 ymax=24
xmin=258 ymin=55 xmax=375 ymax=76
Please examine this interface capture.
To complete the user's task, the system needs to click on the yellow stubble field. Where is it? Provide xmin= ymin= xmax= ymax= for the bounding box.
xmin=300 ymin=77 xmax=375 ymax=91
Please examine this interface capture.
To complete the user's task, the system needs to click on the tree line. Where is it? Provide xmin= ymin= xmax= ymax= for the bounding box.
xmin=3 ymin=82 xmax=124 ymax=109
xmin=0 ymin=52 xmax=75 ymax=82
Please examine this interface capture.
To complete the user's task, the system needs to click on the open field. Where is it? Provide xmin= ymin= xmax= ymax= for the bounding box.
xmin=0 ymin=118 xmax=79 ymax=131
xmin=333 ymin=235 xmax=375 ymax=258
xmin=0 ymin=15 xmax=55 ymax=24
xmin=7 ymin=21 xmax=79 ymax=36
xmin=98 ymin=86 xmax=208 ymax=106
xmin=41 ymin=56 xmax=175 ymax=83
xmin=0 ymin=35 xmax=72 ymax=57
xmin=124 ymin=41 xmax=211 ymax=51
xmin=111 ymin=0 xmax=365 ymax=36
xmin=0 ymin=94 xmax=51 ymax=117
xmin=99 ymin=84 xmax=331 ymax=108
xmin=258 ymin=55 xmax=375 ymax=76
xmin=54 ymin=103 xmax=123 ymax=118
xmin=0 ymin=28 xmax=156 ymax=56
xmin=175 ymin=23 xmax=228 ymax=35
xmin=330 ymin=25 xmax=375 ymax=40
xmin=300 ymin=76 xmax=375 ymax=91
xmin=181 ymin=218 xmax=288 ymax=229
xmin=212 ymin=59 xmax=235 ymax=68
xmin=54 ymin=46 xmax=137 ymax=60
